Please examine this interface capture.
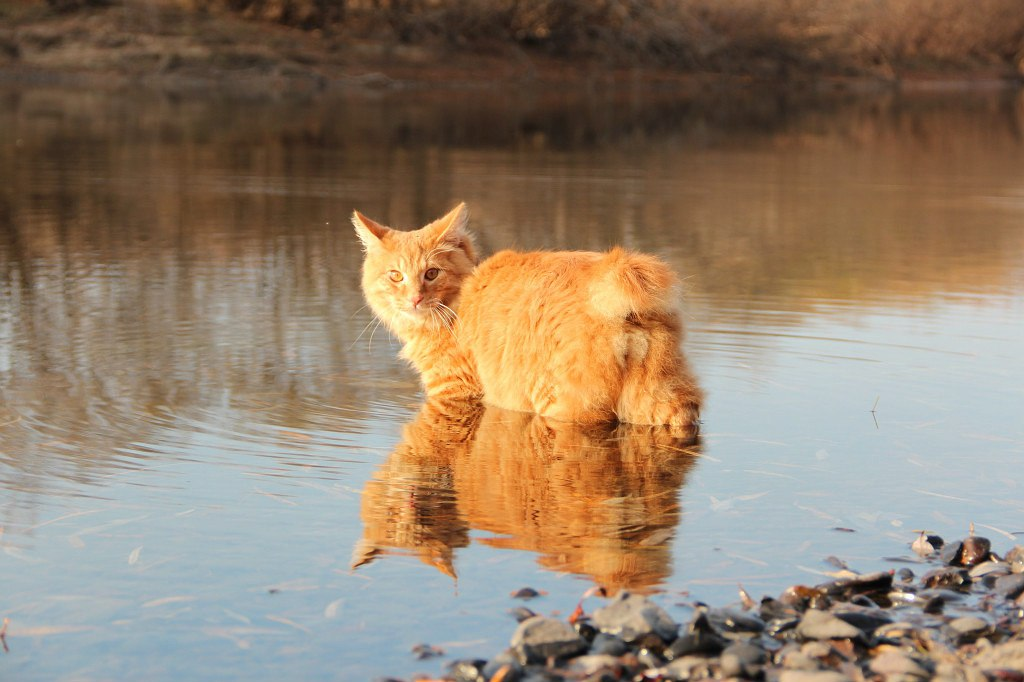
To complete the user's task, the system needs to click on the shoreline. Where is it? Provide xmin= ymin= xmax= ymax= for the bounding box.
xmin=402 ymin=532 xmax=1024 ymax=682
xmin=2 ymin=4 xmax=1022 ymax=97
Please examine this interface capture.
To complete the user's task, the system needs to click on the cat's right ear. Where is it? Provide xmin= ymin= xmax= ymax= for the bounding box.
xmin=352 ymin=210 xmax=391 ymax=250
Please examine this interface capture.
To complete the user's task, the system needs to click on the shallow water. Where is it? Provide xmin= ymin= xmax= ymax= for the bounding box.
xmin=1 ymin=86 xmax=1023 ymax=680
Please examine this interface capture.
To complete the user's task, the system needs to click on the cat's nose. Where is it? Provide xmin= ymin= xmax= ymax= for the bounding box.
xmin=411 ymin=294 xmax=425 ymax=308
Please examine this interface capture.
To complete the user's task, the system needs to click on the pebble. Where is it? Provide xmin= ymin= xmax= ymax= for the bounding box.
xmin=795 ymin=609 xmax=864 ymax=641
xmin=944 ymin=616 xmax=991 ymax=645
xmin=778 ymin=670 xmax=853 ymax=682
xmin=994 ymin=572 xmax=1024 ymax=599
xmin=511 ymin=616 xmax=587 ymax=664
xmin=719 ymin=641 xmax=766 ymax=678
xmin=591 ymin=591 xmax=678 ymax=643
xmin=400 ymin=535 xmax=1024 ymax=682
xmin=869 ymin=651 xmax=931 ymax=678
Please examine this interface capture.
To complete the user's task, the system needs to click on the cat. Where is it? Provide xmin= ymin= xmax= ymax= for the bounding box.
xmin=353 ymin=203 xmax=702 ymax=430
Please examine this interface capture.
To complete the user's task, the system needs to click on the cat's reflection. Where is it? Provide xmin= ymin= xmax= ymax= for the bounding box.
xmin=352 ymin=401 xmax=700 ymax=591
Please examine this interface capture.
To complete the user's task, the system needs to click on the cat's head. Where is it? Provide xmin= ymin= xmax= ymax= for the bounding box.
xmin=352 ymin=203 xmax=478 ymax=334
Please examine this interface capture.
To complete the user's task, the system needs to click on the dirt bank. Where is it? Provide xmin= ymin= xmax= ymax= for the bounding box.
xmin=1 ymin=0 xmax=1022 ymax=95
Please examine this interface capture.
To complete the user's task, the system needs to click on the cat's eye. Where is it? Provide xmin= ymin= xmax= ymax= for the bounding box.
xmin=424 ymin=268 xmax=440 ymax=281
xmin=388 ymin=270 xmax=404 ymax=283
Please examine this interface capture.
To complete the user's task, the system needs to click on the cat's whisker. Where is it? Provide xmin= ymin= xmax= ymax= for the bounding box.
xmin=350 ymin=316 xmax=380 ymax=350
xmin=349 ymin=303 xmax=372 ymax=319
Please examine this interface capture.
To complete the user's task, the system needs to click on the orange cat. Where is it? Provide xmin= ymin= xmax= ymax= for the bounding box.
xmin=353 ymin=203 xmax=701 ymax=429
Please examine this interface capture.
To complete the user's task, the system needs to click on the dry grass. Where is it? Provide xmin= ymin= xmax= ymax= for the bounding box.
xmin=31 ymin=0 xmax=1024 ymax=78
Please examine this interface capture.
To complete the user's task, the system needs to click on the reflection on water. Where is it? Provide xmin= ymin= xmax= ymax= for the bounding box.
xmin=354 ymin=401 xmax=699 ymax=590
xmin=0 ymin=85 xmax=1022 ymax=679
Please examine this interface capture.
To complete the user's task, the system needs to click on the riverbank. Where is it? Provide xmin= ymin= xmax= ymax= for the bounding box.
xmin=405 ymin=531 xmax=1024 ymax=682
xmin=1 ymin=0 xmax=1023 ymax=94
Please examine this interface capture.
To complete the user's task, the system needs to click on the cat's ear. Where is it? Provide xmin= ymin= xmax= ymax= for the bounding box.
xmin=421 ymin=202 xmax=469 ymax=247
xmin=352 ymin=210 xmax=391 ymax=250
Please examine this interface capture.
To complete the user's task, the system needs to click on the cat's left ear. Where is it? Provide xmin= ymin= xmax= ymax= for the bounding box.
xmin=352 ymin=210 xmax=392 ymax=250
xmin=422 ymin=202 xmax=469 ymax=248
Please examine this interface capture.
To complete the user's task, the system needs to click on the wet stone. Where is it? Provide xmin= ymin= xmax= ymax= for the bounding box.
xmin=832 ymin=609 xmax=891 ymax=634
xmin=661 ymin=655 xmax=713 ymax=681
xmin=869 ymin=651 xmax=931 ymax=679
xmin=922 ymin=566 xmax=971 ymax=590
xmin=588 ymin=632 xmax=628 ymax=657
xmin=796 ymin=609 xmax=864 ymax=641
xmin=874 ymin=621 xmax=922 ymax=643
xmin=943 ymin=616 xmax=992 ymax=645
xmin=482 ymin=650 xmax=522 ymax=681
xmin=1005 ymin=546 xmax=1024 ymax=573
xmin=972 ymin=640 xmax=1024 ymax=672
xmin=708 ymin=607 xmax=765 ymax=635
xmin=720 ymin=641 xmax=767 ymax=678
xmin=801 ymin=641 xmax=833 ymax=659
xmin=779 ymin=670 xmax=854 ymax=682
xmin=665 ymin=611 xmax=727 ymax=659
xmin=819 ymin=571 xmax=893 ymax=600
xmin=565 ymin=654 xmax=624 ymax=677
xmin=510 ymin=606 xmax=538 ymax=622
xmin=511 ymin=616 xmax=587 ymax=664
xmin=447 ymin=658 xmax=487 ymax=682
xmin=967 ymin=561 xmax=1010 ymax=581
xmin=591 ymin=592 xmax=678 ymax=643
xmin=765 ymin=616 xmax=800 ymax=638
xmin=960 ymin=536 xmax=992 ymax=567
xmin=993 ymin=572 xmax=1024 ymax=600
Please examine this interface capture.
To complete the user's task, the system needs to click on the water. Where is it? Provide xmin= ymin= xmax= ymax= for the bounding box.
xmin=1 ymin=86 xmax=1022 ymax=680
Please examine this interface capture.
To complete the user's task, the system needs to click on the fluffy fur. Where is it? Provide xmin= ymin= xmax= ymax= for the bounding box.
xmin=353 ymin=203 xmax=702 ymax=429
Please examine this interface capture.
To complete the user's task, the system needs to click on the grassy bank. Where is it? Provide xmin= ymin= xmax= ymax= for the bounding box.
xmin=158 ymin=0 xmax=1024 ymax=78
xmin=2 ymin=0 xmax=1023 ymax=86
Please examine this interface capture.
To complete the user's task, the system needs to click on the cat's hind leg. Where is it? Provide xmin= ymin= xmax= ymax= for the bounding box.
xmin=615 ymin=318 xmax=702 ymax=433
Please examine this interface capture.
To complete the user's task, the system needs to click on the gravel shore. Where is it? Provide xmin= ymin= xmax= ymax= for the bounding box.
xmin=400 ymin=532 xmax=1024 ymax=682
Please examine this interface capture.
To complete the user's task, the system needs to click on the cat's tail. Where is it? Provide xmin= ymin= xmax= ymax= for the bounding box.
xmin=589 ymin=247 xmax=677 ymax=319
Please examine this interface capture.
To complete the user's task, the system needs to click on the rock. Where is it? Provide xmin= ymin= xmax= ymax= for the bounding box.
xmin=993 ymin=572 xmax=1024 ymax=600
xmin=779 ymin=670 xmax=854 ymax=682
xmin=447 ymin=659 xmax=487 ymax=682
xmin=510 ymin=616 xmax=587 ymax=664
xmin=819 ymin=571 xmax=894 ymax=600
xmin=510 ymin=587 xmax=544 ymax=600
xmin=940 ymin=540 xmax=965 ymax=565
xmin=707 ymin=607 xmax=765 ymax=634
xmin=967 ymin=561 xmax=1009 ymax=581
xmin=960 ymin=536 xmax=991 ymax=567
xmin=972 ymin=640 xmax=1024 ymax=671
xmin=565 ymin=654 xmax=624 ymax=677
xmin=781 ymin=648 xmax=821 ymax=671
xmin=943 ymin=616 xmax=991 ymax=646
xmin=509 ymin=606 xmax=538 ymax=622
xmin=913 ymin=533 xmax=944 ymax=556
xmin=875 ymin=621 xmax=922 ymax=641
xmin=922 ymin=566 xmax=971 ymax=590
xmin=801 ymin=641 xmax=833 ymax=659
xmin=869 ymin=651 xmax=931 ymax=678
xmin=1005 ymin=545 xmax=1024 ymax=573
xmin=832 ymin=609 xmax=891 ymax=634
xmin=941 ymin=537 xmax=992 ymax=567
xmin=481 ymin=650 xmax=522 ymax=682
xmin=664 ymin=611 xmax=727 ymax=659
xmin=781 ymin=584 xmax=830 ymax=610
xmin=591 ymin=592 xmax=678 ymax=643
xmin=796 ymin=609 xmax=864 ymax=641
xmin=720 ymin=641 xmax=767 ymax=678
xmin=588 ymin=632 xmax=628 ymax=657
xmin=661 ymin=655 xmax=713 ymax=681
